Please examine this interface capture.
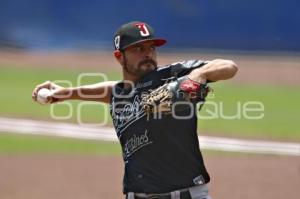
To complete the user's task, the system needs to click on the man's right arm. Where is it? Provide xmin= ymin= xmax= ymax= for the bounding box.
xmin=32 ymin=81 xmax=117 ymax=104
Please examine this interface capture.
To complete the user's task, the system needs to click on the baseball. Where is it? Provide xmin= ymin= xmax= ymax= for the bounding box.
xmin=37 ymin=88 xmax=52 ymax=105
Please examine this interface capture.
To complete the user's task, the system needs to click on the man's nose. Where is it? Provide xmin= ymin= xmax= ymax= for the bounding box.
xmin=144 ymin=48 xmax=154 ymax=59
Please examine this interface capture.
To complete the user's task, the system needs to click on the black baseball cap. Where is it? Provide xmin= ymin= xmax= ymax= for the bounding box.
xmin=114 ymin=21 xmax=167 ymax=51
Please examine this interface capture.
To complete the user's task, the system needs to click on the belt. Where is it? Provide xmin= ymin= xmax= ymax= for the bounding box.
xmin=126 ymin=189 xmax=191 ymax=199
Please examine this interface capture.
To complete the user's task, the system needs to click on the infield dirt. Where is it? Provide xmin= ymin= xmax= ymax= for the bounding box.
xmin=0 ymin=50 xmax=299 ymax=86
xmin=0 ymin=154 xmax=299 ymax=199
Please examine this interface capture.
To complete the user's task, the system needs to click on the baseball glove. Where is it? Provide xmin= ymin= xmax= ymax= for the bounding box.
xmin=141 ymin=76 xmax=210 ymax=115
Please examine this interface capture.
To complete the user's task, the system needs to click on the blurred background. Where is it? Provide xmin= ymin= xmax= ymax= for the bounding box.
xmin=0 ymin=0 xmax=299 ymax=51
xmin=0 ymin=0 xmax=299 ymax=199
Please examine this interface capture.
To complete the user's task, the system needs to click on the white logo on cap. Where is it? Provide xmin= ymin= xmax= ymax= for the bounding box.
xmin=135 ymin=23 xmax=150 ymax=37
xmin=114 ymin=35 xmax=121 ymax=49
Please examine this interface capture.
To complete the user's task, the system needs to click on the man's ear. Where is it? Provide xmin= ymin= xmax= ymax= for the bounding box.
xmin=113 ymin=50 xmax=122 ymax=60
xmin=113 ymin=50 xmax=125 ymax=66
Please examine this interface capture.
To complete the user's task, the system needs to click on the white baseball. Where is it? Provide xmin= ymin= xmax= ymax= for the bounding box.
xmin=37 ymin=88 xmax=52 ymax=105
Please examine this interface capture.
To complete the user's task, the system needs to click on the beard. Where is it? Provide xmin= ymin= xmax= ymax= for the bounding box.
xmin=124 ymin=58 xmax=157 ymax=78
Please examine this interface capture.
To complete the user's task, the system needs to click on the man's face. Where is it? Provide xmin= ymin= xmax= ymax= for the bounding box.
xmin=122 ymin=41 xmax=157 ymax=78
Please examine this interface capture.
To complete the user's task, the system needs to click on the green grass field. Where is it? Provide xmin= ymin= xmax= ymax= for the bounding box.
xmin=0 ymin=133 xmax=121 ymax=155
xmin=0 ymin=66 xmax=299 ymax=142
xmin=199 ymin=83 xmax=300 ymax=141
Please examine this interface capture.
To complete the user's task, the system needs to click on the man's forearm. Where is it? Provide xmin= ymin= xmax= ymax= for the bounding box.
xmin=188 ymin=59 xmax=238 ymax=83
xmin=54 ymin=81 xmax=117 ymax=103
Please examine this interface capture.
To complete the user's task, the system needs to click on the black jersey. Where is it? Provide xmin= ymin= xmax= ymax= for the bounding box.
xmin=110 ymin=60 xmax=210 ymax=194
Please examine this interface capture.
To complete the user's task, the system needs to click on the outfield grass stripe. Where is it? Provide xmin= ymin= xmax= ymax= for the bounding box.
xmin=0 ymin=117 xmax=299 ymax=156
xmin=1 ymin=67 xmax=299 ymax=141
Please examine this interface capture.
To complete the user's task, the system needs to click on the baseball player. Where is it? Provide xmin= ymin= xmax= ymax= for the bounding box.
xmin=32 ymin=21 xmax=238 ymax=199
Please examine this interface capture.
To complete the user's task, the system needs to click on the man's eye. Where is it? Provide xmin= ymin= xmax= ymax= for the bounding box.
xmin=136 ymin=46 xmax=143 ymax=51
xmin=150 ymin=46 xmax=156 ymax=51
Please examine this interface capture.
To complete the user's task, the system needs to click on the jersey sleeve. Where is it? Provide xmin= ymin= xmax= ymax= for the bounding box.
xmin=170 ymin=60 xmax=214 ymax=83
xmin=170 ymin=60 xmax=208 ymax=77
xmin=157 ymin=60 xmax=215 ymax=83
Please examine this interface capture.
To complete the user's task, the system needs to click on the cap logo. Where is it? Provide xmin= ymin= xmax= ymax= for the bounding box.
xmin=114 ymin=35 xmax=120 ymax=50
xmin=135 ymin=23 xmax=150 ymax=37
